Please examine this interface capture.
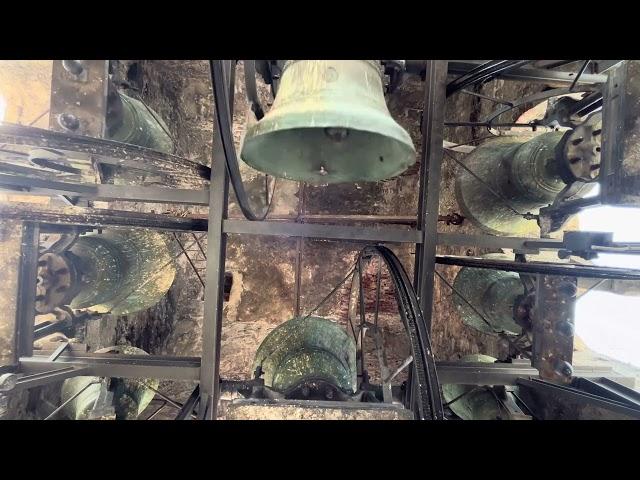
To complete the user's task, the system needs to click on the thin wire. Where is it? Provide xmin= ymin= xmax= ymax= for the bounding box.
xmin=443 ymin=149 xmax=534 ymax=219
xmin=357 ymin=258 xmax=366 ymax=377
xmin=261 ymin=177 xmax=277 ymax=220
xmin=577 ymin=278 xmax=607 ymax=299
xmin=172 ymin=232 xmax=206 ymax=288
xmin=373 ymin=257 xmax=382 ymax=329
xmin=346 ymin=273 xmax=359 ymax=341
xmin=28 ymin=109 xmax=50 ymax=127
xmin=509 ymin=390 xmax=538 ymax=419
xmin=145 ymin=401 xmax=167 ymax=420
xmin=443 ymin=385 xmax=486 ymax=407
xmin=444 ymin=121 xmax=540 ymax=129
xmin=570 ymin=60 xmax=591 ymax=92
xmin=302 ymin=261 xmax=358 ymax=321
xmin=384 ymin=355 xmax=414 ymax=383
xmin=136 ymin=380 xmax=198 ymax=419
xmin=487 ymin=386 xmax=511 ymax=418
xmin=136 ymin=382 xmax=183 ymax=408
xmin=191 ymin=232 xmax=207 ymax=259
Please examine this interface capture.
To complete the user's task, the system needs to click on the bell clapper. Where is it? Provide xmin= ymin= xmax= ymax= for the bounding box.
xmin=324 ymin=127 xmax=350 ymax=142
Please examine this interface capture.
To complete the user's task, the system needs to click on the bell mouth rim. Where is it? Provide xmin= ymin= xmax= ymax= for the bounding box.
xmin=244 ymin=105 xmax=416 ymax=153
xmin=241 ymin=127 xmax=416 ymax=184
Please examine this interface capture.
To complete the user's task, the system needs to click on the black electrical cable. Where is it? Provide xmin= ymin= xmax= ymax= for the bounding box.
xmin=262 ymin=245 xmax=443 ymax=419
xmin=209 ymin=60 xmax=274 ymax=221
xmin=447 ymin=60 xmax=533 ymax=97
xmin=447 ymin=60 xmax=507 ymax=96
xmin=448 ymin=60 xmax=508 ymax=92
xmin=244 ymin=60 xmax=265 ymax=120
xmin=361 ymin=246 xmax=444 ymax=420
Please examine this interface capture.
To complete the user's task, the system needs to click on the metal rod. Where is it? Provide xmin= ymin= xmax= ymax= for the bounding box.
xmin=346 ymin=265 xmax=359 ymax=342
xmin=20 ymin=354 xmax=201 ymax=381
xmin=435 ymin=271 xmax=497 ymax=333
xmin=28 ymin=109 xmax=50 ymax=127
xmin=443 ymin=135 xmax=497 ymax=148
xmin=436 ymin=255 xmax=640 ymax=280
xmin=0 ymin=204 xmax=209 ymax=232
xmin=570 ymin=60 xmax=591 ymax=92
xmin=176 ymin=385 xmax=200 ymax=420
xmin=443 ymin=149 xmax=530 ymax=217
xmin=294 ymin=237 xmax=303 ymax=317
xmin=303 ymin=263 xmax=357 ymax=321
xmin=444 ymin=121 xmax=539 ymax=128
xmin=16 ymin=222 xmax=39 ymax=358
xmin=13 ymin=366 xmax=89 ymax=391
xmin=443 ymin=385 xmax=484 ymax=407
xmin=373 ymin=257 xmax=382 ymax=329
xmin=47 ymin=342 xmax=70 ymax=362
xmin=172 ymin=233 xmax=206 ymax=288
xmin=294 ymin=181 xmax=305 ymax=317
xmin=136 ymin=381 xmax=197 ymax=419
xmin=145 ymin=401 xmax=167 ymax=420
xmin=224 ymin=219 xmax=422 ymax=244
xmin=357 ymin=257 xmax=366 ymax=377
xmin=0 ymin=173 xmax=209 ymax=206
xmin=413 ymin=60 xmax=448 ymax=334
xmin=198 ymin=73 xmax=231 ymax=420
xmin=577 ymin=278 xmax=607 ymax=299
xmin=191 ymin=233 xmax=207 ymax=259
xmin=384 ymin=355 xmax=414 ymax=384
xmin=44 ymin=379 xmax=100 ymax=420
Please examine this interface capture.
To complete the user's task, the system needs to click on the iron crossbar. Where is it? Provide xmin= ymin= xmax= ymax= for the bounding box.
xmin=16 ymin=354 xmax=627 ymax=387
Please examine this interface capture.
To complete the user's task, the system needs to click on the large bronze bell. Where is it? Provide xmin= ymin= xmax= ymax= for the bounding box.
xmin=455 ymin=132 xmax=595 ymax=236
xmin=240 ymin=60 xmax=416 ymax=184
xmin=253 ymin=316 xmax=357 ymax=395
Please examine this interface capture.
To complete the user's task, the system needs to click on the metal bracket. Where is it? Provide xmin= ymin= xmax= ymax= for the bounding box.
xmin=532 ymin=275 xmax=576 ymax=383
xmin=49 ymin=60 xmax=109 ymax=138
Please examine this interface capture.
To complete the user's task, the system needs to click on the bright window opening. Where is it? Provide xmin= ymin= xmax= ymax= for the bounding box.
xmin=575 ymin=205 xmax=640 ymax=367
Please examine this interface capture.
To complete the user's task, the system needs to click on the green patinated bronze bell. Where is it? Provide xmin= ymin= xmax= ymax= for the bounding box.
xmin=253 ymin=316 xmax=357 ymax=394
xmin=240 ymin=60 xmax=416 ymax=184
xmin=107 ymin=91 xmax=173 ymax=154
xmin=36 ymin=230 xmax=176 ymax=316
xmin=455 ymin=132 xmax=594 ymax=236
xmin=61 ymin=346 xmax=158 ymax=420
xmin=452 ymin=253 xmax=523 ymax=336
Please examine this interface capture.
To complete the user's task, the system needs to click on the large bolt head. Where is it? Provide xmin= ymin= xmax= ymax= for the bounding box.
xmin=0 ymin=373 xmax=18 ymax=392
xmin=553 ymin=359 xmax=574 ymax=378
